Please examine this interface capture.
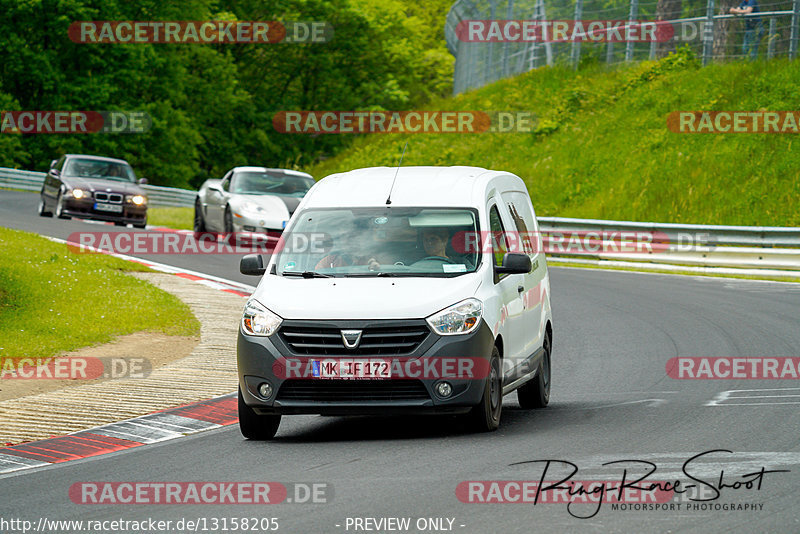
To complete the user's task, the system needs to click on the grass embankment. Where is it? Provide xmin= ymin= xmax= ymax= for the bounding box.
xmin=0 ymin=226 xmax=200 ymax=359
xmin=148 ymin=207 xmax=193 ymax=230
xmin=307 ymin=49 xmax=800 ymax=227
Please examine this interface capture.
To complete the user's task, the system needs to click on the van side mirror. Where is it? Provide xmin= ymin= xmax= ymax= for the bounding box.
xmin=240 ymin=254 xmax=266 ymax=276
xmin=50 ymin=169 xmax=60 ymax=177
xmin=495 ymin=253 xmax=531 ymax=274
xmin=138 ymin=177 xmax=149 ymax=185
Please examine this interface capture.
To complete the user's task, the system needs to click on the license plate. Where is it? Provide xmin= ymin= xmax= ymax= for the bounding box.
xmin=311 ymin=359 xmax=391 ymax=379
xmin=94 ymin=202 xmax=123 ymax=213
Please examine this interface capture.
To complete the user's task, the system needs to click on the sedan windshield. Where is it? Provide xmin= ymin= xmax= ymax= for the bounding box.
xmin=231 ymin=172 xmax=314 ymax=197
xmin=276 ymin=207 xmax=481 ymax=277
xmin=63 ymin=158 xmax=136 ymax=182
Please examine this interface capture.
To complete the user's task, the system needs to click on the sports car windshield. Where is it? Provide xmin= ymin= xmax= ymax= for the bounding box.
xmin=231 ymin=172 xmax=314 ymax=197
xmin=276 ymin=207 xmax=481 ymax=277
xmin=63 ymin=158 xmax=136 ymax=182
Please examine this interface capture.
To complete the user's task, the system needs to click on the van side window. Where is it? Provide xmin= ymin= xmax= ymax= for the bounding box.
xmin=506 ymin=201 xmax=535 ymax=254
xmin=489 ymin=205 xmax=509 ymax=267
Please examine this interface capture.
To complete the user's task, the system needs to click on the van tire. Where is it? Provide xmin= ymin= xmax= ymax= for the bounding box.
xmin=238 ymin=387 xmax=281 ymax=440
xmin=468 ymin=346 xmax=502 ymax=432
xmin=517 ymin=332 xmax=551 ymax=409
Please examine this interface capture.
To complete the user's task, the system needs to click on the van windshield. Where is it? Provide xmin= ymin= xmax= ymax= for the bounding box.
xmin=276 ymin=207 xmax=481 ymax=277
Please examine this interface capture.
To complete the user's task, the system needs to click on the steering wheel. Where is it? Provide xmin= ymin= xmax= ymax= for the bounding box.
xmin=417 ymin=256 xmax=455 ymax=264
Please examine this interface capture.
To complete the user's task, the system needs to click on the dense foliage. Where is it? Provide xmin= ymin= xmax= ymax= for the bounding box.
xmin=0 ymin=0 xmax=454 ymax=187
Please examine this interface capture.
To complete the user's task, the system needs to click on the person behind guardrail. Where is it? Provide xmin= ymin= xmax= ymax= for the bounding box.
xmin=730 ymin=0 xmax=764 ymax=60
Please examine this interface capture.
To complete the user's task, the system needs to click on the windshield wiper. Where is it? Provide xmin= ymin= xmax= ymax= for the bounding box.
xmin=282 ymin=271 xmax=332 ymax=278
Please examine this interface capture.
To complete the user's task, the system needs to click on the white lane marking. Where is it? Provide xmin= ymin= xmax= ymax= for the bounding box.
xmin=707 ymin=387 xmax=800 ymax=406
xmin=0 ymin=453 xmax=50 ymax=475
xmin=43 ymin=235 xmax=256 ymax=294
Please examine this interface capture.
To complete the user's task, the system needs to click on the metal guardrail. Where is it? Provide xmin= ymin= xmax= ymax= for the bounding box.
xmin=537 ymin=216 xmax=800 ymax=274
xmin=0 ymin=167 xmax=196 ymax=207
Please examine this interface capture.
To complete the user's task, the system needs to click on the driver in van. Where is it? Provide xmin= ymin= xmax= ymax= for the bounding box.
xmin=421 ymin=227 xmax=452 ymax=261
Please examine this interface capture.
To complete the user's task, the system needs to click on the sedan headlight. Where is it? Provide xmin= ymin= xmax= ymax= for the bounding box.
xmin=72 ymin=188 xmax=90 ymax=199
xmin=426 ymin=298 xmax=483 ymax=335
xmin=126 ymin=194 xmax=147 ymax=205
xmin=242 ymin=299 xmax=282 ymax=336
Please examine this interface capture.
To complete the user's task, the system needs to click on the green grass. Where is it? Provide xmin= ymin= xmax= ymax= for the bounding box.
xmin=307 ymin=49 xmax=800 ymax=227
xmin=0 ymin=226 xmax=200 ymax=360
xmin=148 ymin=207 xmax=193 ymax=230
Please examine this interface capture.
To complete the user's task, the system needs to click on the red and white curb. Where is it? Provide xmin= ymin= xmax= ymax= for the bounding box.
xmin=0 ymin=227 xmax=257 ymax=475
xmin=0 ymin=394 xmax=237 ymax=475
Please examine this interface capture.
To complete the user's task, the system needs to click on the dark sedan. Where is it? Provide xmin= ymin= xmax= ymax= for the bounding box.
xmin=38 ymin=154 xmax=149 ymax=228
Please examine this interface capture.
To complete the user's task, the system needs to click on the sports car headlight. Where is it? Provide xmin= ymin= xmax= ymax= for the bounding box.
xmin=238 ymin=201 xmax=266 ymax=216
xmin=241 ymin=299 xmax=282 ymax=337
xmin=126 ymin=194 xmax=146 ymax=205
xmin=72 ymin=188 xmax=90 ymax=199
xmin=426 ymin=298 xmax=482 ymax=335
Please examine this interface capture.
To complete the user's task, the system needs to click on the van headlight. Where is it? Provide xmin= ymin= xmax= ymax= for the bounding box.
xmin=242 ymin=299 xmax=282 ymax=336
xmin=426 ymin=298 xmax=482 ymax=335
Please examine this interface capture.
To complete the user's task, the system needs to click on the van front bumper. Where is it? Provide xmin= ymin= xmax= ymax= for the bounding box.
xmin=237 ymin=319 xmax=495 ymax=415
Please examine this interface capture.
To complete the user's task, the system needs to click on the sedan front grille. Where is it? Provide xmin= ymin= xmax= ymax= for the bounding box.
xmin=276 ymin=379 xmax=430 ymax=402
xmin=94 ymin=192 xmax=122 ymax=203
xmin=279 ymin=325 xmax=430 ymax=356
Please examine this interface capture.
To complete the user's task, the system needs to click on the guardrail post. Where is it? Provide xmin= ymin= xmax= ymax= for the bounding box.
xmin=502 ymin=0 xmax=514 ymax=76
xmin=702 ymin=0 xmax=715 ymax=66
xmin=532 ymin=0 xmax=541 ymax=68
xmin=486 ymin=0 xmax=497 ymax=85
xmin=571 ymin=0 xmax=583 ymax=68
xmin=790 ymin=0 xmax=800 ymax=59
xmin=767 ymin=17 xmax=776 ymax=58
xmin=626 ymin=0 xmax=639 ymax=61
xmin=540 ymin=0 xmax=554 ymax=65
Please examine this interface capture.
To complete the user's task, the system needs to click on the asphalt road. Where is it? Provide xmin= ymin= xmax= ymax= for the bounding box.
xmin=2 ymin=189 xmax=800 ymax=533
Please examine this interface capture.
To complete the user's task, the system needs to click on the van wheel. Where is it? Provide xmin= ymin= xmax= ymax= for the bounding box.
xmin=238 ymin=387 xmax=281 ymax=440
xmin=517 ymin=332 xmax=551 ymax=409
xmin=468 ymin=346 xmax=502 ymax=432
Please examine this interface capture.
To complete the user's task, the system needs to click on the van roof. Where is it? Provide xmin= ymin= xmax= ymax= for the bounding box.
xmin=304 ymin=166 xmax=523 ymax=208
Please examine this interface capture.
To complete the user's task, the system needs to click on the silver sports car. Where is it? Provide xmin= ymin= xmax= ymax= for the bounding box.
xmin=194 ymin=167 xmax=314 ymax=237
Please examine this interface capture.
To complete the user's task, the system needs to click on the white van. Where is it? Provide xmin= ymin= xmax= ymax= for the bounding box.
xmin=237 ymin=166 xmax=553 ymax=439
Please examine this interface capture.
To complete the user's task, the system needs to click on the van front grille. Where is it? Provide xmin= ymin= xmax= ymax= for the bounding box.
xmin=279 ymin=325 xmax=430 ymax=356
